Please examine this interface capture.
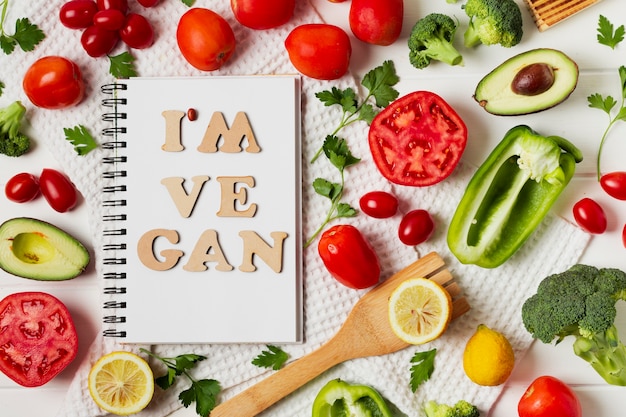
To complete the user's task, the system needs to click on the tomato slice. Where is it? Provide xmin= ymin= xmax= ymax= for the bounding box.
xmin=0 ymin=292 xmax=78 ymax=387
xmin=368 ymin=91 xmax=467 ymax=186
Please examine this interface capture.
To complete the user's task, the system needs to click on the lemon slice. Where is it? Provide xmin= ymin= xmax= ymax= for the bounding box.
xmin=388 ymin=277 xmax=452 ymax=344
xmin=88 ymin=351 xmax=154 ymax=416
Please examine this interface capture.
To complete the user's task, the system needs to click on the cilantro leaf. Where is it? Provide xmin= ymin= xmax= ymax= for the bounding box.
xmin=108 ymin=52 xmax=137 ymax=78
xmin=409 ymin=348 xmax=437 ymax=392
xmin=361 ymin=60 xmax=400 ymax=108
xmin=0 ymin=10 xmax=45 ymax=55
xmin=63 ymin=125 xmax=98 ymax=156
xmin=323 ymin=135 xmax=360 ymax=170
xmin=140 ymin=349 xmax=218 ymax=417
xmin=587 ymin=65 xmax=626 ymax=180
xmin=252 ymin=345 xmax=289 ymax=370
xmin=313 ymin=178 xmax=341 ymax=200
xmin=316 ymin=87 xmax=358 ymax=114
xmin=597 ymin=15 xmax=625 ymax=49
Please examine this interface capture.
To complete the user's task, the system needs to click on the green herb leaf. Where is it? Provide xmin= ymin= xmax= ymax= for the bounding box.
xmin=180 ymin=0 xmax=195 ymax=5
xmin=252 ymin=345 xmax=289 ymax=370
xmin=323 ymin=135 xmax=360 ymax=170
xmin=313 ymin=178 xmax=341 ymax=200
xmin=597 ymin=15 xmax=625 ymax=49
xmin=0 ymin=81 xmax=4 ymax=96
xmin=140 ymin=349 xmax=218 ymax=417
xmin=11 ymin=17 xmax=45 ymax=52
xmin=409 ymin=348 xmax=437 ymax=392
xmin=109 ymin=52 xmax=137 ymax=78
xmin=587 ymin=65 xmax=626 ymax=180
xmin=361 ymin=60 xmax=400 ymax=108
xmin=335 ymin=203 xmax=357 ymax=218
xmin=63 ymin=125 xmax=98 ymax=156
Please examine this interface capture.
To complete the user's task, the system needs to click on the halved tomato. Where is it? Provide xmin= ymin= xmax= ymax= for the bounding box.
xmin=368 ymin=91 xmax=467 ymax=187
xmin=0 ymin=292 xmax=79 ymax=387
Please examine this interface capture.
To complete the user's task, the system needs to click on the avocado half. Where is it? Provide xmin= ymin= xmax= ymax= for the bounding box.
xmin=0 ymin=217 xmax=90 ymax=280
xmin=474 ymin=48 xmax=579 ymax=115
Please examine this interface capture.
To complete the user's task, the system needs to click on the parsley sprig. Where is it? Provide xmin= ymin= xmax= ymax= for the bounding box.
xmin=252 ymin=345 xmax=289 ymax=370
xmin=63 ymin=125 xmax=98 ymax=156
xmin=587 ymin=65 xmax=626 ymax=180
xmin=0 ymin=0 xmax=45 ymax=55
xmin=108 ymin=52 xmax=137 ymax=78
xmin=311 ymin=60 xmax=400 ymax=163
xmin=140 ymin=349 xmax=221 ymax=417
xmin=409 ymin=348 xmax=436 ymax=392
xmin=597 ymin=15 xmax=625 ymax=50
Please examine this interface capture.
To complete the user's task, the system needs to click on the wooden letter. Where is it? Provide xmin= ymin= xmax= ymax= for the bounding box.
xmin=238 ymin=231 xmax=288 ymax=273
xmin=161 ymin=175 xmax=210 ymax=218
xmin=183 ymin=230 xmax=234 ymax=272
xmin=137 ymin=229 xmax=183 ymax=271
xmin=197 ymin=111 xmax=261 ymax=153
xmin=161 ymin=110 xmax=186 ymax=152
xmin=216 ymin=176 xmax=257 ymax=218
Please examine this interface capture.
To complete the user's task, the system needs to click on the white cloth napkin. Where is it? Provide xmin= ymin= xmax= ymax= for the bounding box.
xmin=2 ymin=1 xmax=590 ymax=416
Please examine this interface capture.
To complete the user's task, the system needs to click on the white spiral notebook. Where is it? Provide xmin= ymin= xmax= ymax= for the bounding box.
xmin=99 ymin=75 xmax=302 ymax=344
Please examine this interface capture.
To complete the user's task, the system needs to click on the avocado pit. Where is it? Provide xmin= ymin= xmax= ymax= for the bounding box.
xmin=511 ymin=63 xmax=555 ymax=96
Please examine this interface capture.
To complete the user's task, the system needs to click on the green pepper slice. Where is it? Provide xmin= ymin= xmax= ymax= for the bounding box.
xmin=447 ymin=124 xmax=583 ymax=268
xmin=311 ymin=378 xmax=394 ymax=417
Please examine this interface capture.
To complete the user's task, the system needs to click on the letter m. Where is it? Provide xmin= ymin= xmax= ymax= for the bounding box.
xmin=197 ymin=111 xmax=261 ymax=153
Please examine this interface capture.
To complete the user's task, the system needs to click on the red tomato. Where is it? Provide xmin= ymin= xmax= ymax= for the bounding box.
xmin=59 ymin=0 xmax=98 ymax=29
xmin=81 ymin=25 xmax=119 ymax=57
xmin=285 ymin=24 xmax=351 ymax=80
xmin=572 ymin=197 xmax=606 ymax=234
xmin=359 ymin=191 xmax=398 ymax=218
xmin=120 ymin=13 xmax=154 ymax=49
xmin=349 ymin=0 xmax=403 ymax=46
xmin=137 ymin=0 xmax=160 ymax=6
xmin=5 ymin=173 xmax=39 ymax=203
xmin=231 ymin=0 xmax=295 ymax=30
xmin=96 ymin=0 xmax=128 ymax=13
xmin=318 ymin=224 xmax=381 ymax=289
xmin=518 ymin=376 xmax=582 ymax=417
xmin=39 ymin=168 xmax=78 ymax=213
xmin=93 ymin=9 xmax=126 ymax=31
xmin=0 ymin=292 xmax=79 ymax=387
xmin=622 ymin=224 xmax=626 ymax=248
xmin=23 ymin=56 xmax=85 ymax=109
xmin=176 ymin=8 xmax=236 ymax=71
xmin=368 ymin=91 xmax=467 ymax=187
xmin=398 ymin=209 xmax=434 ymax=246
xmin=600 ymin=171 xmax=626 ymax=200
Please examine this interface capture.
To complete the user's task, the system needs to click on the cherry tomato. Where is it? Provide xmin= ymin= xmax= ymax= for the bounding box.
xmin=622 ymin=224 xmax=626 ymax=248
xmin=96 ymin=0 xmax=128 ymax=13
xmin=176 ymin=8 xmax=236 ymax=71
xmin=120 ymin=13 xmax=154 ymax=49
xmin=81 ymin=25 xmax=119 ymax=57
xmin=318 ymin=224 xmax=381 ymax=289
xmin=368 ymin=91 xmax=467 ymax=186
xmin=39 ymin=168 xmax=78 ymax=213
xmin=0 ymin=292 xmax=79 ymax=387
xmin=5 ymin=173 xmax=39 ymax=203
xmin=518 ymin=376 xmax=582 ymax=417
xmin=231 ymin=0 xmax=295 ymax=30
xmin=359 ymin=191 xmax=398 ymax=218
xmin=572 ymin=197 xmax=606 ymax=234
xmin=23 ymin=56 xmax=85 ymax=109
xmin=600 ymin=171 xmax=626 ymax=200
xmin=285 ymin=24 xmax=351 ymax=80
xmin=59 ymin=0 xmax=98 ymax=29
xmin=349 ymin=0 xmax=403 ymax=46
xmin=137 ymin=0 xmax=160 ymax=6
xmin=398 ymin=209 xmax=434 ymax=246
xmin=93 ymin=9 xmax=126 ymax=31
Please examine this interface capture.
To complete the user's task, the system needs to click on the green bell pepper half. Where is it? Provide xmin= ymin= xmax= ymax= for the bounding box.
xmin=447 ymin=124 xmax=583 ymax=268
xmin=311 ymin=378 xmax=394 ymax=417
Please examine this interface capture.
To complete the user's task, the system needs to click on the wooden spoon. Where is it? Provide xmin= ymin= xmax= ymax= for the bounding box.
xmin=210 ymin=251 xmax=470 ymax=417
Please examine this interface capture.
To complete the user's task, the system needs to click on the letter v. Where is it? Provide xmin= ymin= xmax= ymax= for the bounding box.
xmin=160 ymin=176 xmax=210 ymax=218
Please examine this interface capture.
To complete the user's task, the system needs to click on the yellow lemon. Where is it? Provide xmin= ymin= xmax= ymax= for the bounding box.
xmin=88 ymin=351 xmax=154 ymax=416
xmin=388 ymin=277 xmax=452 ymax=344
xmin=463 ymin=324 xmax=515 ymax=386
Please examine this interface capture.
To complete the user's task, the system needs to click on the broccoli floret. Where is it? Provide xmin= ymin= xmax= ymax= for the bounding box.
xmin=424 ymin=400 xmax=480 ymax=417
xmin=463 ymin=0 xmax=523 ymax=48
xmin=522 ymin=264 xmax=626 ymax=385
xmin=408 ymin=13 xmax=463 ymax=69
xmin=0 ymin=101 xmax=31 ymax=157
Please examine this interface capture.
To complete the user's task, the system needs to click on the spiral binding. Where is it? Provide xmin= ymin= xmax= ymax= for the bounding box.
xmin=101 ymin=83 xmax=128 ymax=338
